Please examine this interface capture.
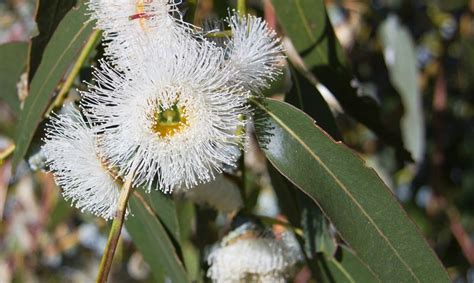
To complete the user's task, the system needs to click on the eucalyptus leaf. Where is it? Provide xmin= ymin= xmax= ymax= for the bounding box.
xmin=140 ymin=190 xmax=181 ymax=244
xmin=12 ymin=0 xmax=96 ymax=169
xmin=126 ymin=195 xmax=189 ymax=283
xmin=324 ymin=246 xmax=378 ymax=283
xmin=286 ymin=64 xmax=341 ymax=141
xmin=279 ymin=66 xmax=340 ymax=258
xmin=28 ymin=0 xmax=76 ymax=81
xmin=253 ymin=98 xmax=449 ymax=282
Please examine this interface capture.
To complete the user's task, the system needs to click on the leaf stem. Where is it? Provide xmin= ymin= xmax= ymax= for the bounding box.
xmin=237 ymin=0 xmax=246 ymax=14
xmin=95 ymin=167 xmax=136 ymax=283
xmin=45 ymin=30 xmax=101 ymax=117
xmin=205 ymin=30 xmax=233 ymax=38
xmin=0 ymin=144 xmax=15 ymax=165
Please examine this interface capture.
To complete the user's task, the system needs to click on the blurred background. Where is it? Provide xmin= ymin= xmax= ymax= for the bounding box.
xmin=1 ymin=0 xmax=474 ymax=282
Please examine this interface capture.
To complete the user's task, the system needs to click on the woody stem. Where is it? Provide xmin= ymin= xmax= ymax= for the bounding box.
xmin=95 ymin=168 xmax=135 ymax=283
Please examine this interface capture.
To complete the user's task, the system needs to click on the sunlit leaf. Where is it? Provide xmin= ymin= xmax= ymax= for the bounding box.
xmin=253 ymin=98 xmax=449 ymax=282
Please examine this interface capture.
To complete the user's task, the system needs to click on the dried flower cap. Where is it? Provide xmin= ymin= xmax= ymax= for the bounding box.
xmin=207 ymin=223 xmax=302 ymax=283
xmin=42 ymin=105 xmax=122 ymax=220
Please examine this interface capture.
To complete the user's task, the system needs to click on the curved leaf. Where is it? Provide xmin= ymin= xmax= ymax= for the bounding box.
xmin=28 ymin=0 xmax=76 ymax=81
xmin=253 ymin=98 xmax=449 ymax=282
xmin=126 ymin=194 xmax=188 ymax=283
xmin=324 ymin=246 xmax=378 ymax=283
xmin=140 ymin=190 xmax=181 ymax=244
xmin=286 ymin=65 xmax=341 ymax=141
xmin=12 ymin=1 xmax=96 ymax=169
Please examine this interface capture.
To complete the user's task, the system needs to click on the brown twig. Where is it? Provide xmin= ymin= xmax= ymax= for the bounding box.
xmin=447 ymin=207 xmax=474 ymax=265
xmin=95 ymin=167 xmax=136 ymax=283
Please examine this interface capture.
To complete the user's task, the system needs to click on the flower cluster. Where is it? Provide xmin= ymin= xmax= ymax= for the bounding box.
xmin=43 ymin=0 xmax=282 ymax=219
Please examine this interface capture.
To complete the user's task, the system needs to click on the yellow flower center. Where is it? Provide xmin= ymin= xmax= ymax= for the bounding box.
xmin=151 ymin=104 xmax=189 ymax=138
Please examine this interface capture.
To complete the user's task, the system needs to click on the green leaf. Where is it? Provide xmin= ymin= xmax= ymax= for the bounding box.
xmin=379 ymin=15 xmax=425 ymax=163
xmin=286 ymin=65 xmax=341 ymax=141
xmin=126 ymin=195 xmax=188 ymax=283
xmin=324 ymin=246 xmax=379 ymax=283
xmin=274 ymin=65 xmax=341 ymax=259
xmin=12 ymin=1 xmax=96 ymax=169
xmin=176 ymin=200 xmax=202 ymax=282
xmin=269 ymin=163 xmax=337 ymax=257
xmin=28 ymin=0 xmax=76 ymax=81
xmin=140 ymin=190 xmax=181 ymax=244
xmin=0 ymin=42 xmax=28 ymax=113
xmin=272 ymin=0 xmax=411 ymax=161
xmin=253 ymin=98 xmax=449 ymax=282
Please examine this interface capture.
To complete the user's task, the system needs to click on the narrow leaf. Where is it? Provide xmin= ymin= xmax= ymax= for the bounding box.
xmin=0 ymin=42 xmax=28 ymax=113
xmin=325 ymin=246 xmax=380 ymax=283
xmin=28 ymin=0 xmax=76 ymax=81
xmin=13 ymin=1 xmax=95 ymax=169
xmin=140 ymin=190 xmax=181 ymax=244
xmin=269 ymin=163 xmax=337 ymax=257
xmin=253 ymin=98 xmax=449 ymax=282
xmin=126 ymin=195 xmax=188 ymax=283
xmin=286 ymin=65 xmax=341 ymax=141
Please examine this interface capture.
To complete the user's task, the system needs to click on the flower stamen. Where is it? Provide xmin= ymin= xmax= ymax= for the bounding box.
xmin=128 ymin=12 xmax=152 ymax=21
xmin=150 ymin=104 xmax=189 ymax=138
xmin=131 ymin=0 xmax=153 ymax=29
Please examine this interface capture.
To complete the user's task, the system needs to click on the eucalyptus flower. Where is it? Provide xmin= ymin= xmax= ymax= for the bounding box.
xmin=81 ymin=37 xmax=249 ymax=192
xmin=87 ymin=0 xmax=194 ymax=67
xmin=42 ymin=106 xmax=122 ymax=220
xmin=207 ymin=222 xmax=302 ymax=283
xmin=226 ymin=12 xmax=285 ymax=93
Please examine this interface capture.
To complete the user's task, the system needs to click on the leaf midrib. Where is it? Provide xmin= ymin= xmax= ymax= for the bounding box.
xmin=23 ymin=22 xmax=91 ymax=132
xmin=292 ymin=0 xmax=327 ymax=65
xmin=329 ymin=257 xmax=356 ymax=283
xmin=253 ymin=99 xmax=419 ymax=282
xmin=15 ymin=20 xmax=93 ymax=167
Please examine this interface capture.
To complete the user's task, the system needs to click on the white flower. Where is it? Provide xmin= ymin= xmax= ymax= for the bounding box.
xmin=207 ymin=228 xmax=301 ymax=283
xmin=87 ymin=0 xmax=195 ymax=67
xmin=179 ymin=174 xmax=243 ymax=212
xmin=42 ymin=105 xmax=122 ymax=220
xmin=226 ymin=12 xmax=284 ymax=93
xmin=81 ymin=37 xmax=249 ymax=193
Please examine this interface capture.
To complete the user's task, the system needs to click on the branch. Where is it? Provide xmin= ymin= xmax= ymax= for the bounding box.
xmin=95 ymin=167 xmax=136 ymax=283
